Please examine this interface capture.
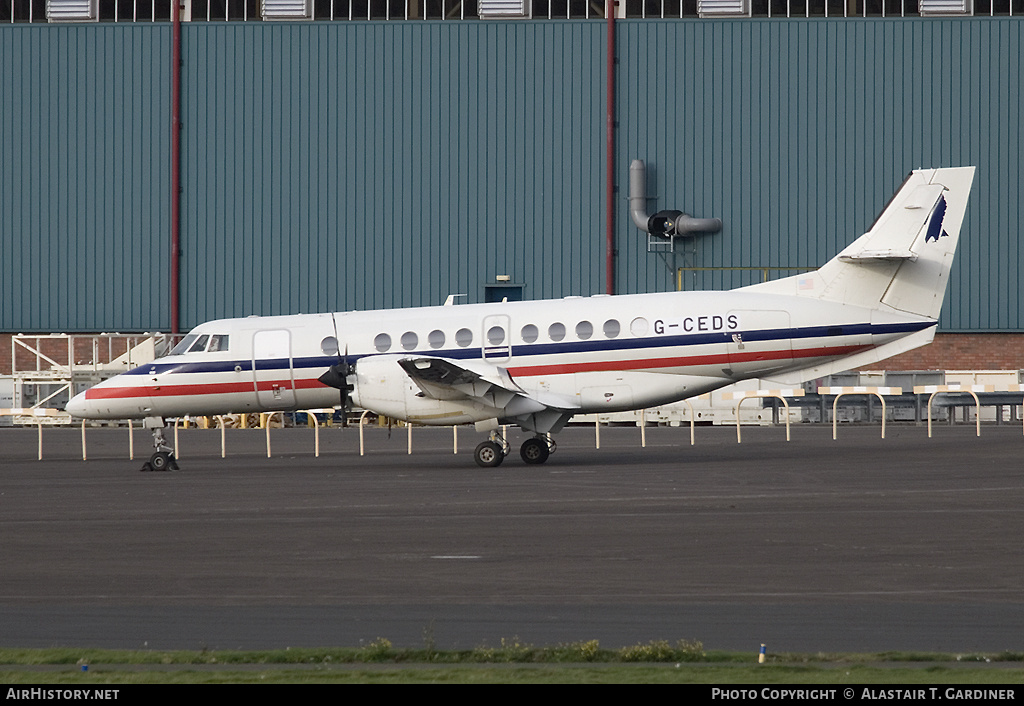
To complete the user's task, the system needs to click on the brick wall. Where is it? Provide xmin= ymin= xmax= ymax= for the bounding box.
xmin=872 ymin=334 xmax=1024 ymax=372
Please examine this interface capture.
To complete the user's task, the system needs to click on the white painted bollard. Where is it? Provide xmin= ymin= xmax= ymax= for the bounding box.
xmin=173 ymin=418 xmax=183 ymax=459
xmin=263 ymin=412 xmax=284 ymax=457
xmin=0 ymin=408 xmax=67 ymax=461
xmin=359 ymin=410 xmax=370 ymax=456
xmin=819 ymin=387 xmax=901 ymax=440
xmin=127 ymin=419 xmax=134 ymax=460
xmin=685 ymin=398 xmax=698 ymax=446
xmin=914 ymin=384 xmax=992 ymax=438
xmin=4 ymin=409 xmax=72 ymax=460
xmin=303 ymin=409 xmax=334 ymax=458
xmin=721 ymin=389 xmax=804 ymax=443
xmin=453 ymin=425 xmax=458 ymax=454
xmin=216 ymin=416 xmax=227 ymax=458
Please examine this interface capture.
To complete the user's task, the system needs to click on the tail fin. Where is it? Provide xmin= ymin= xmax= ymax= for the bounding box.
xmin=744 ymin=167 xmax=976 ymax=320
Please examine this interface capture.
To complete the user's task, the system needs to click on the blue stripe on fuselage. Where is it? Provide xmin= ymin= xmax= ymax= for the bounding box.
xmin=122 ymin=320 xmax=934 ymax=376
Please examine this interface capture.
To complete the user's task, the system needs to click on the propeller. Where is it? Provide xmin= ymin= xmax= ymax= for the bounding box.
xmin=317 ymin=345 xmax=355 ymax=426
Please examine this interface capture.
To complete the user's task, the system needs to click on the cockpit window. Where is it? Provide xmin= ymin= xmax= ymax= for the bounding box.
xmin=208 ymin=335 xmax=229 ymax=352
xmin=170 ymin=334 xmax=199 ymax=356
xmin=188 ymin=334 xmax=210 ymax=353
xmin=168 ymin=333 xmax=229 ymax=356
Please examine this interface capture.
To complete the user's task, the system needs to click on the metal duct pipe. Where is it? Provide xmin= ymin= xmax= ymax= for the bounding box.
xmin=629 ymin=159 xmax=723 ymax=236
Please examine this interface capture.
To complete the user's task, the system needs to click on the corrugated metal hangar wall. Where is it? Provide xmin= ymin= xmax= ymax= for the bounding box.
xmin=1 ymin=19 xmax=1020 ymax=333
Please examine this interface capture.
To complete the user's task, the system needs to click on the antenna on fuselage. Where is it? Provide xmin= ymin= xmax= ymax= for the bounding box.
xmin=443 ymin=294 xmax=467 ymax=306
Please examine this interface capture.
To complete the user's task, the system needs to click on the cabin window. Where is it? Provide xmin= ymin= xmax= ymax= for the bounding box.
xmin=575 ymin=321 xmax=593 ymax=340
xmin=521 ymin=324 xmax=538 ymax=343
xmin=374 ymin=333 xmax=392 ymax=352
xmin=487 ymin=326 xmax=506 ymax=346
xmin=188 ymin=334 xmax=210 ymax=353
xmin=401 ymin=331 xmax=419 ymax=350
xmin=603 ymin=320 xmax=620 ymax=339
xmin=320 ymin=336 xmax=339 ymax=356
xmin=209 ymin=335 xmax=230 ymax=352
xmin=548 ymin=322 xmax=566 ymax=342
xmin=455 ymin=328 xmax=473 ymax=347
xmin=630 ymin=317 xmax=649 ymax=337
xmin=428 ymin=330 xmax=445 ymax=349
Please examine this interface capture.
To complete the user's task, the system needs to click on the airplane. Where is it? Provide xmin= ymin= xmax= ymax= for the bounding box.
xmin=67 ymin=166 xmax=975 ymax=470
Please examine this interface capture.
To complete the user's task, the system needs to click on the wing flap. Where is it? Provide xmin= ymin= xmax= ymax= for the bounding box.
xmin=396 ymin=356 xmax=578 ymax=411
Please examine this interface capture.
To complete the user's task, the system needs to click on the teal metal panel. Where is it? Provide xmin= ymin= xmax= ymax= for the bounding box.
xmin=615 ymin=18 xmax=1023 ymax=331
xmin=1 ymin=19 xmax=1021 ymax=332
xmin=0 ymin=24 xmax=170 ymax=332
xmin=180 ymin=21 xmax=607 ymax=327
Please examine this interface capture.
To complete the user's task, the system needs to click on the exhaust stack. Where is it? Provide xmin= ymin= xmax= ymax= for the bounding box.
xmin=629 ymin=159 xmax=723 ymax=237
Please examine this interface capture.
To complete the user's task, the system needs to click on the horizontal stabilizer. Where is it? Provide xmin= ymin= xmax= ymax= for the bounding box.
xmin=838 ymin=248 xmax=918 ymax=263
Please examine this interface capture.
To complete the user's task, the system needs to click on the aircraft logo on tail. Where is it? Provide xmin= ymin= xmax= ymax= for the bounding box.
xmin=924 ymin=194 xmax=949 ymax=242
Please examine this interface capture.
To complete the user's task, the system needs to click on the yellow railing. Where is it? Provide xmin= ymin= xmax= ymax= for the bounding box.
xmin=676 ymin=266 xmax=813 ymax=291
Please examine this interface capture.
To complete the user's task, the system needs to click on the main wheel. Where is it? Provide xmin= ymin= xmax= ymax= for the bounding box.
xmin=520 ymin=437 xmax=550 ymax=464
xmin=474 ymin=441 xmax=505 ymax=468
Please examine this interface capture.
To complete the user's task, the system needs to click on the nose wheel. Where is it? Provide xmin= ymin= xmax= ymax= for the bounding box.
xmin=141 ymin=419 xmax=179 ymax=472
xmin=145 ymin=450 xmax=179 ymax=472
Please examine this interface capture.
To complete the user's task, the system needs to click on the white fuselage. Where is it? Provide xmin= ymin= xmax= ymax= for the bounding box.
xmin=67 ymin=289 xmax=933 ymax=426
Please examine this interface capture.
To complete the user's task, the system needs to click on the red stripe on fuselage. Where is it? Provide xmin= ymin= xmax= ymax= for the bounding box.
xmin=84 ymin=378 xmax=327 ymax=400
xmin=506 ymin=344 xmax=868 ymax=377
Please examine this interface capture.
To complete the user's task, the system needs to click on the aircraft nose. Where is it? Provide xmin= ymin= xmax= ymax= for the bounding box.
xmin=66 ymin=391 xmax=89 ymax=417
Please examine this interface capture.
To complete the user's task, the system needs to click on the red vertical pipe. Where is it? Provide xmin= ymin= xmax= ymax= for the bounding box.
xmin=605 ymin=0 xmax=616 ymax=296
xmin=170 ymin=0 xmax=182 ymax=334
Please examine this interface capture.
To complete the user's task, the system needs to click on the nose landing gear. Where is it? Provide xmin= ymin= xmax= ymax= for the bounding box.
xmin=141 ymin=417 xmax=179 ymax=472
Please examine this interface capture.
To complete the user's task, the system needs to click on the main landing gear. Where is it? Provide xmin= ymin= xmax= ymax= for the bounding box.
xmin=140 ymin=417 xmax=179 ymax=472
xmin=473 ymin=432 xmax=556 ymax=468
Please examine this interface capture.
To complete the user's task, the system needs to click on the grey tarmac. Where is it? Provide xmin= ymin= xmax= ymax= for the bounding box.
xmin=0 ymin=422 xmax=1021 ymax=653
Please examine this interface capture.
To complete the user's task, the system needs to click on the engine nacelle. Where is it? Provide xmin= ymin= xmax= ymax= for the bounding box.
xmin=349 ymin=355 xmax=498 ymax=425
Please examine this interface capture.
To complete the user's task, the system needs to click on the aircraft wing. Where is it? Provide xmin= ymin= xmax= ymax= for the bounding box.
xmin=397 ymin=356 xmax=577 ymax=410
xmin=396 ymin=356 xmax=579 ymax=434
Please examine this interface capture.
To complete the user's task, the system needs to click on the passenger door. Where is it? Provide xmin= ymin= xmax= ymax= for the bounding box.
xmin=252 ymin=329 xmax=296 ymax=409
